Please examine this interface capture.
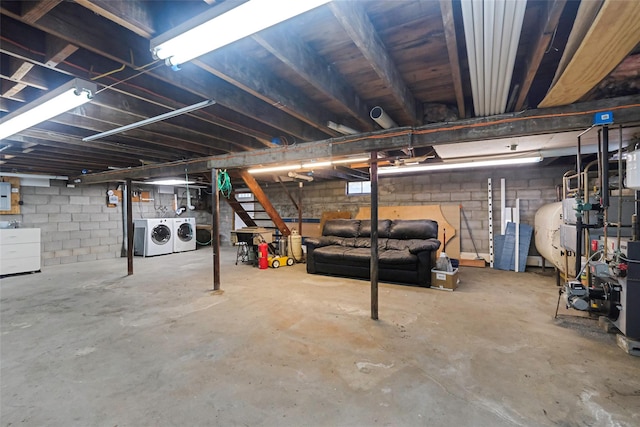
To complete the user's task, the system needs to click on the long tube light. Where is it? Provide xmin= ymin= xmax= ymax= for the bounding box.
xmin=0 ymin=79 xmax=96 ymax=141
xmin=82 ymin=100 xmax=214 ymax=141
xmin=377 ymin=156 xmax=543 ymax=175
xmin=151 ymin=0 xmax=331 ymax=67
xmin=248 ymin=156 xmax=371 ymax=174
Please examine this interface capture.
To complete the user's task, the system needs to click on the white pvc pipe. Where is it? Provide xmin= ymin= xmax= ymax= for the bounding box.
xmin=370 ymin=106 xmax=397 ymax=129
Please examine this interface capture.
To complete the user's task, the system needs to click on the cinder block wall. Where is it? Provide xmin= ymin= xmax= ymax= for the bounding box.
xmin=4 ymin=181 xmax=228 ymax=267
xmin=262 ymin=164 xmax=567 ymax=257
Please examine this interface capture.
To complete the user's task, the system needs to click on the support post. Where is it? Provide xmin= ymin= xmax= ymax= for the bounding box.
xmin=298 ymin=182 xmax=303 ymax=235
xmin=370 ymin=151 xmax=379 ymax=320
xmin=212 ymin=168 xmax=221 ymax=290
xmin=125 ymin=178 xmax=133 ymax=276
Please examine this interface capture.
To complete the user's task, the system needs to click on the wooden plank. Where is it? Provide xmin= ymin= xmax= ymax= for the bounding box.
xmin=21 ymin=0 xmax=62 ymax=24
xmin=513 ymin=0 xmax=566 ymax=110
xmin=329 ymin=1 xmax=418 ymax=125
xmin=539 ymin=0 xmax=640 ymax=107
xmin=459 ymin=258 xmax=486 ymax=268
xmin=355 ymin=204 xmax=460 ymax=259
xmin=551 ymin=0 xmax=604 ymax=87
xmin=73 ymin=0 xmax=155 ymax=38
xmin=253 ymin=25 xmax=374 ymax=131
xmin=45 ymin=35 xmax=79 ymax=67
xmin=2 ymin=83 xmax=28 ymax=99
xmin=238 ymin=170 xmax=290 ymax=237
xmin=1 ymin=81 xmax=26 ymax=102
xmin=2 ymin=58 xmax=48 ymax=90
xmin=439 ymin=0 xmax=466 ymax=119
xmin=9 ymin=61 xmax=34 ymax=81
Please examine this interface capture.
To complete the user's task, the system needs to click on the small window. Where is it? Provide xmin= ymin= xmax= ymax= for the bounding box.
xmin=346 ymin=181 xmax=371 ymax=195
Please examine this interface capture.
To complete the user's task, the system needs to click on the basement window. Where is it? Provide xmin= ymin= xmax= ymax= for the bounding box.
xmin=346 ymin=181 xmax=371 ymax=195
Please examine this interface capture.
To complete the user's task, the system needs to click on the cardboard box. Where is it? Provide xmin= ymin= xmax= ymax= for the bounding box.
xmin=431 ymin=268 xmax=459 ymax=291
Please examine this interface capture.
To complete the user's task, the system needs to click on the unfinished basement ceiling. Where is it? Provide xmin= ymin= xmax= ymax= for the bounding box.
xmin=1 ymin=0 xmax=639 ymax=180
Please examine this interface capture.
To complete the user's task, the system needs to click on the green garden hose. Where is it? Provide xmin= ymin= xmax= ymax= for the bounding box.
xmin=217 ymin=169 xmax=232 ymax=198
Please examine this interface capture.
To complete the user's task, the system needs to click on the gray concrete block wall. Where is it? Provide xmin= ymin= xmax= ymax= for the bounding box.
xmin=262 ymin=164 xmax=567 ymax=256
xmin=5 ymin=181 xmax=220 ymax=267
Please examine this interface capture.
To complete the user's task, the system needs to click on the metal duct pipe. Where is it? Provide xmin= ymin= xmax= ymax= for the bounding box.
xmin=370 ymin=106 xmax=397 ymax=129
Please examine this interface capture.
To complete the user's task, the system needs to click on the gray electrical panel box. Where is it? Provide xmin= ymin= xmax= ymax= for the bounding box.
xmin=0 ymin=182 xmax=11 ymax=211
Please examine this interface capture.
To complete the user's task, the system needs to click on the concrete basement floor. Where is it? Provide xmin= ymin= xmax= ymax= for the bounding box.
xmin=1 ymin=246 xmax=639 ymax=427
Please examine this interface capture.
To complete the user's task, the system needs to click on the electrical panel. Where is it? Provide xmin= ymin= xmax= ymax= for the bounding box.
xmin=0 ymin=182 xmax=11 ymax=211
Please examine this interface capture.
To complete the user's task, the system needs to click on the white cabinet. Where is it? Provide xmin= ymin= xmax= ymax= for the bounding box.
xmin=0 ymin=228 xmax=41 ymax=275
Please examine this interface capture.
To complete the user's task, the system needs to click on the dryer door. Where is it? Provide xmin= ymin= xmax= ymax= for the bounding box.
xmin=151 ymin=224 xmax=172 ymax=245
xmin=177 ymin=223 xmax=193 ymax=242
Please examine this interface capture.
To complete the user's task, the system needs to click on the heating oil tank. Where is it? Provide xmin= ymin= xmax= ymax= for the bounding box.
xmin=534 ymin=202 xmax=576 ymax=276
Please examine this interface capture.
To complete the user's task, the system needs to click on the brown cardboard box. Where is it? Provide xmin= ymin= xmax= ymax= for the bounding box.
xmin=431 ymin=268 xmax=459 ymax=291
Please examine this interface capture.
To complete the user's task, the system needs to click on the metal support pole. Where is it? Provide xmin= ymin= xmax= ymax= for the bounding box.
xmin=125 ymin=179 xmax=134 ymax=276
xmin=212 ymin=168 xmax=221 ymax=291
xmin=370 ymin=151 xmax=379 ymax=320
xmin=602 ymin=125 xmax=609 ymax=209
xmin=298 ymin=182 xmax=303 ymax=235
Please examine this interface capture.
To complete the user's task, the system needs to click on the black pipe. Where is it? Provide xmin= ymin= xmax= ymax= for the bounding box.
xmin=602 ymin=125 xmax=609 ymax=209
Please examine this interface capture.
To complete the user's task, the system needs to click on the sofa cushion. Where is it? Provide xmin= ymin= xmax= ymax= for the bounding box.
xmin=389 ymin=219 xmax=438 ymax=240
xmin=313 ymin=245 xmax=349 ymax=263
xmin=323 ymin=219 xmax=360 ymax=238
xmin=379 ymin=249 xmax=417 ymax=265
xmin=358 ymin=219 xmax=392 ymax=238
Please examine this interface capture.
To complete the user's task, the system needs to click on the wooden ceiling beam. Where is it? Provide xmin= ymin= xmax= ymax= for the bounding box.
xmin=253 ymin=25 xmax=374 ymax=131
xmin=73 ymin=0 xmax=155 ymax=38
xmin=3 ymin=3 xmax=328 ymax=143
xmin=75 ymin=93 xmax=640 ymax=184
xmin=5 ymin=133 xmax=176 ymax=164
xmin=513 ymin=0 xmax=566 ymax=111
xmin=21 ymin=0 xmax=62 ymax=24
xmin=195 ymin=50 xmax=340 ymax=136
xmin=329 ymin=1 xmax=418 ymax=125
xmin=22 ymin=127 xmax=184 ymax=161
xmin=91 ymin=90 xmax=264 ymax=151
xmin=439 ymin=0 xmax=466 ymax=119
xmin=539 ymin=0 xmax=640 ymax=108
xmin=75 ymin=103 xmax=234 ymax=153
xmin=52 ymin=112 xmax=220 ymax=157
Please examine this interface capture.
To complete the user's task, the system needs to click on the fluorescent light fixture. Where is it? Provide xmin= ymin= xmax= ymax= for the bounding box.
xmin=83 ymin=100 xmax=214 ymax=141
xmin=249 ymin=156 xmax=371 ymax=174
xmin=0 ymin=79 xmax=96 ymax=140
xmin=151 ymin=0 xmax=331 ymax=67
xmin=331 ymin=156 xmax=370 ymax=165
xmin=302 ymin=161 xmax=332 ymax=168
xmin=248 ymin=164 xmax=302 ymax=174
xmin=378 ymin=156 xmax=543 ymax=175
xmin=146 ymin=179 xmax=196 ymax=185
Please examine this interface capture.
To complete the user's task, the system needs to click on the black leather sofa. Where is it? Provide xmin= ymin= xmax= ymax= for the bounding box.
xmin=305 ymin=219 xmax=441 ymax=287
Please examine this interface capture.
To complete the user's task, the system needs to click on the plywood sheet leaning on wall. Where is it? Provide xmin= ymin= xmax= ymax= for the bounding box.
xmin=355 ymin=205 xmax=460 ymax=259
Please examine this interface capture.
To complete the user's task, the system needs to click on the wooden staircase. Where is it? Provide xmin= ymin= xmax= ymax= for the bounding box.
xmin=224 ymin=170 xmax=291 ymax=237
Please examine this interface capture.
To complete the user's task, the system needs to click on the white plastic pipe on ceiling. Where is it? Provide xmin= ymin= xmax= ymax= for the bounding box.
xmin=461 ymin=0 xmax=527 ymax=117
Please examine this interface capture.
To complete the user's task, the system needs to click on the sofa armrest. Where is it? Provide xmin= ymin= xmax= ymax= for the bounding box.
xmin=407 ymin=238 xmax=441 ymax=254
xmin=304 ymin=237 xmax=322 ymax=248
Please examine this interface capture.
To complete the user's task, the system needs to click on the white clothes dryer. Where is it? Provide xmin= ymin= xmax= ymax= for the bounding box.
xmin=173 ymin=217 xmax=196 ymax=252
xmin=133 ymin=218 xmax=173 ymax=256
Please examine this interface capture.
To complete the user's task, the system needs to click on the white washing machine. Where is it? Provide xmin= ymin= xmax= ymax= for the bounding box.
xmin=173 ymin=217 xmax=196 ymax=252
xmin=133 ymin=218 xmax=173 ymax=256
